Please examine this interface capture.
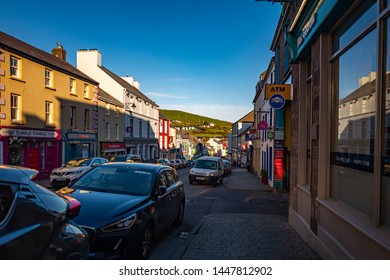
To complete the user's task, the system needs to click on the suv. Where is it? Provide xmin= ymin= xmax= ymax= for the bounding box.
xmin=50 ymin=157 xmax=108 ymax=188
xmin=0 ymin=165 xmax=89 ymax=259
xmin=189 ymin=156 xmax=225 ymax=186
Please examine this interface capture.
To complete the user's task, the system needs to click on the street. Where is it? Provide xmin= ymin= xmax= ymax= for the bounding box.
xmin=149 ymin=166 xmax=290 ymax=259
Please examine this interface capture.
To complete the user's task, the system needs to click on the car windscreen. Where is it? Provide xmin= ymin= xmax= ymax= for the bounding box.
xmin=71 ymin=165 xmax=153 ymax=195
xmin=74 ymin=159 xmax=92 ymax=167
xmin=194 ymin=160 xmax=217 ymax=170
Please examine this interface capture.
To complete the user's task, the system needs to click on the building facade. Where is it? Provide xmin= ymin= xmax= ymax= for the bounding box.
xmin=97 ymin=88 xmax=125 ymax=157
xmin=231 ymin=111 xmax=254 ymax=166
xmin=279 ymin=0 xmax=390 ymax=259
xmin=77 ymin=49 xmax=159 ymax=162
xmin=0 ymin=32 xmax=98 ymax=179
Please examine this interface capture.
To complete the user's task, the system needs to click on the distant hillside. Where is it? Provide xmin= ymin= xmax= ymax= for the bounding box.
xmin=161 ymin=109 xmax=231 ymax=138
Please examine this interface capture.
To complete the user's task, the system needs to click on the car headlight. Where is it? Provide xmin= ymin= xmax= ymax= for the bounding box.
xmin=209 ymin=173 xmax=215 ymax=176
xmin=190 ymin=169 xmax=195 ymax=174
xmin=101 ymin=214 xmax=137 ymax=233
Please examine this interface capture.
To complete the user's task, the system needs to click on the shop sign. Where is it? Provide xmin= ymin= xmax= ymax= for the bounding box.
xmin=0 ymin=128 xmax=59 ymax=138
xmin=267 ymin=129 xmax=273 ymax=140
xmin=67 ymin=132 xmax=96 ymax=140
xmin=274 ymin=128 xmax=284 ymax=140
xmin=265 ymin=84 xmax=291 ymax=100
xmin=258 ymin=120 xmax=268 ymax=130
xmin=102 ymin=142 xmax=125 ymax=150
xmin=274 ymin=149 xmax=284 ymax=181
xmin=269 ymin=94 xmax=286 ymax=110
xmin=297 ymin=13 xmax=316 ymax=48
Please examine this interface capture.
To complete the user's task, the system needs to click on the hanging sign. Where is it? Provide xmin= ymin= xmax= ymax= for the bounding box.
xmin=269 ymin=94 xmax=286 ymax=110
xmin=265 ymin=84 xmax=291 ymax=100
xmin=258 ymin=120 xmax=268 ymax=130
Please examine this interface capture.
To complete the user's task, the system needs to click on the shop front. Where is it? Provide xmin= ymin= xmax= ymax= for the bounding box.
xmin=0 ymin=127 xmax=61 ymax=179
xmin=62 ymin=131 xmax=97 ymax=163
xmin=100 ymin=142 xmax=125 ymax=158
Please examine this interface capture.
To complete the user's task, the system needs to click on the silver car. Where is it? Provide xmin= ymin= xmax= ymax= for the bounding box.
xmin=50 ymin=157 xmax=108 ymax=188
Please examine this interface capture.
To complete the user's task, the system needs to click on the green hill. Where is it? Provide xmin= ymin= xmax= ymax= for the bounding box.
xmin=160 ymin=109 xmax=231 ymax=138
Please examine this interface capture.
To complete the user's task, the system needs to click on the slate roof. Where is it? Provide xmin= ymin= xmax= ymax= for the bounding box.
xmin=98 ymin=65 xmax=158 ymax=107
xmin=98 ymin=88 xmax=123 ymax=107
xmin=0 ymin=31 xmax=98 ymax=84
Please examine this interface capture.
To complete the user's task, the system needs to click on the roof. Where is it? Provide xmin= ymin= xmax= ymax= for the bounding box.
xmin=235 ymin=110 xmax=254 ymax=124
xmin=238 ymin=123 xmax=252 ymax=136
xmin=0 ymin=31 xmax=98 ymax=84
xmin=98 ymin=65 xmax=158 ymax=107
xmin=159 ymin=111 xmax=170 ymax=120
xmin=98 ymin=88 xmax=124 ymax=107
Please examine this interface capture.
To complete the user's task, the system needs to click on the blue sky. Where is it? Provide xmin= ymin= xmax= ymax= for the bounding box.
xmin=1 ymin=0 xmax=282 ymax=122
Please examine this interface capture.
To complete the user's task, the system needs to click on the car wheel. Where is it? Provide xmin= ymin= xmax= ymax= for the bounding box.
xmin=213 ymin=178 xmax=218 ymax=186
xmin=140 ymin=224 xmax=153 ymax=259
xmin=220 ymin=176 xmax=224 ymax=184
xmin=173 ymin=201 xmax=185 ymax=226
xmin=189 ymin=178 xmax=193 ymax=184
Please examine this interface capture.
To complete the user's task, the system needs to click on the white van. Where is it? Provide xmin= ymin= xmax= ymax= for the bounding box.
xmin=188 ymin=156 xmax=225 ymax=186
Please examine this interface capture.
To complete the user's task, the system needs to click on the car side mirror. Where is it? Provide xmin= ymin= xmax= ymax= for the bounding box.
xmin=92 ymin=163 xmax=99 ymax=167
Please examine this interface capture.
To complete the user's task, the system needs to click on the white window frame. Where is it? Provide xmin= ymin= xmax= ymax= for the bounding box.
xmin=70 ymin=78 xmax=75 ymax=94
xmin=115 ymin=124 xmax=119 ymax=140
xmin=10 ymin=56 xmax=20 ymax=78
xmin=105 ymin=103 xmax=110 ymax=116
xmin=45 ymin=68 xmax=53 ymax=87
xmin=84 ymin=83 xmax=90 ymax=99
xmin=105 ymin=122 xmax=110 ymax=140
xmin=11 ymin=94 xmax=21 ymax=121
xmin=45 ymin=101 xmax=54 ymax=125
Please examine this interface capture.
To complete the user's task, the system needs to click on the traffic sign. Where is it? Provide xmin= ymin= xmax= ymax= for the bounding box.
xmin=269 ymin=94 xmax=286 ymax=110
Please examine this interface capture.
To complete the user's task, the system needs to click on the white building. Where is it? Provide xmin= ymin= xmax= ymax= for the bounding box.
xmin=77 ymin=49 xmax=159 ymax=161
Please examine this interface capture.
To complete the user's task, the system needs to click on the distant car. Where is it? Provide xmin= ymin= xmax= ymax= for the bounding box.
xmin=0 ymin=165 xmax=89 ymax=259
xmin=175 ymin=159 xmax=186 ymax=169
xmin=57 ymin=162 xmax=185 ymax=259
xmin=50 ymin=157 xmax=108 ymax=188
xmin=170 ymin=160 xmax=179 ymax=170
xmin=186 ymin=159 xmax=194 ymax=167
xmin=189 ymin=156 xmax=225 ymax=186
xmin=222 ymin=159 xmax=232 ymax=176
xmin=156 ymin=158 xmax=171 ymax=166
xmin=108 ymin=154 xmax=143 ymax=163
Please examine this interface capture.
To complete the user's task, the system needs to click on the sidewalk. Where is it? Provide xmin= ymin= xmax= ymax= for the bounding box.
xmin=173 ymin=168 xmax=321 ymax=260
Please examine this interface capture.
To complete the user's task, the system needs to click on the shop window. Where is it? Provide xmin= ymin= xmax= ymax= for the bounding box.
xmin=381 ymin=16 xmax=390 ymax=229
xmin=8 ymin=144 xmax=24 ymax=166
xmin=331 ymin=5 xmax=378 ymax=218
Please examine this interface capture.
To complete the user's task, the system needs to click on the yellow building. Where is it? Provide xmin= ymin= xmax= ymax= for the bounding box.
xmin=0 ymin=31 xmax=98 ymax=179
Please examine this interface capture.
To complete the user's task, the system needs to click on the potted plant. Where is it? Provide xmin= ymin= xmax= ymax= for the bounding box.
xmin=261 ymin=169 xmax=268 ymax=184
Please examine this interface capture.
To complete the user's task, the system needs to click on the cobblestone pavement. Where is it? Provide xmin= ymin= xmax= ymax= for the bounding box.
xmin=175 ymin=213 xmax=320 ymax=260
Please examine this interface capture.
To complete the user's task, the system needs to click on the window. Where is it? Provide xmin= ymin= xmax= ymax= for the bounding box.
xmin=11 ymin=94 xmax=21 ymax=122
xmin=129 ymin=118 xmax=134 ymax=137
xmin=70 ymin=107 xmax=76 ymax=129
xmin=45 ymin=68 xmax=53 ymax=87
xmin=147 ymin=122 xmax=150 ymax=138
xmin=115 ymin=124 xmax=119 ymax=140
xmin=84 ymin=84 xmax=90 ymax=99
xmin=70 ymin=78 xmax=75 ymax=94
xmin=105 ymin=122 xmax=110 ymax=140
xmin=45 ymin=101 xmax=54 ymax=125
xmin=115 ymin=107 xmax=119 ymax=117
xmin=330 ymin=0 xmax=377 ymax=219
xmin=10 ymin=56 xmax=20 ymax=78
xmin=84 ymin=109 xmax=90 ymax=130
xmin=139 ymin=120 xmax=143 ymax=138
xmin=105 ymin=103 xmax=110 ymax=116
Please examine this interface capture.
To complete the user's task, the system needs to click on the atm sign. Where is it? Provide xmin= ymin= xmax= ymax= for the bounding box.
xmin=265 ymin=84 xmax=291 ymax=100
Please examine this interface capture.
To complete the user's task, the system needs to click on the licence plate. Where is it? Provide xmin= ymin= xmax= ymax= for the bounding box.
xmin=196 ymin=177 xmax=205 ymax=180
xmin=56 ymin=178 xmax=67 ymax=181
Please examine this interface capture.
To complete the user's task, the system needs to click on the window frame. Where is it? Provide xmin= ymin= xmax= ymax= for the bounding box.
xmin=11 ymin=93 xmax=21 ymax=122
xmin=10 ymin=56 xmax=20 ymax=78
xmin=45 ymin=68 xmax=53 ymax=87
xmin=45 ymin=101 xmax=54 ymax=125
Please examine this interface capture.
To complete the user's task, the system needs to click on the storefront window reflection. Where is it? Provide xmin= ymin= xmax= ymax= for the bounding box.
xmin=381 ymin=17 xmax=390 ymax=229
xmin=331 ymin=27 xmax=377 ymax=218
xmin=8 ymin=144 xmax=24 ymax=166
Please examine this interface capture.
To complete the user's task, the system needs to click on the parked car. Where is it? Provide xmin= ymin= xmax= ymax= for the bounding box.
xmin=169 ymin=160 xmax=179 ymax=170
xmin=0 ymin=165 xmax=89 ymax=259
xmin=186 ymin=159 xmax=195 ymax=167
xmin=189 ymin=156 xmax=225 ymax=186
xmin=222 ymin=159 xmax=232 ymax=176
xmin=56 ymin=162 xmax=185 ymax=259
xmin=50 ymin=157 xmax=108 ymax=188
xmin=175 ymin=159 xmax=186 ymax=169
xmin=108 ymin=154 xmax=143 ymax=163
xmin=156 ymin=158 xmax=171 ymax=166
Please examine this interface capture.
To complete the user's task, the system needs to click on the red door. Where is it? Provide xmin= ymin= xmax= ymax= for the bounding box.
xmin=28 ymin=144 xmax=39 ymax=170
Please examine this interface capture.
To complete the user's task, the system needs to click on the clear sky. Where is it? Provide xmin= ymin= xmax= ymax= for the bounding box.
xmin=1 ymin=0 xmax=282 ymax=123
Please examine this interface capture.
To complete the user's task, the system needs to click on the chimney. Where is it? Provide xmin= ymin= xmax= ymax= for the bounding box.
xmin=52 ymin=42 xmax=66 ymax=61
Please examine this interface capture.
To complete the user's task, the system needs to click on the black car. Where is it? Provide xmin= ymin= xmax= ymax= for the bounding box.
xmin=0 ymin=165 xmax=89 ymax=259
xmin=57 ymin=162 xmax=185 ymax=259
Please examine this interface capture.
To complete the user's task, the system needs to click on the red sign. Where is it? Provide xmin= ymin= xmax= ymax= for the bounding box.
xmin=258 ymin=121 xmax=268 ymax=130
xmin=274 ymin=149 xmax=284 ymax=181
xmin=102 ymin=142 xmax=125 ymax=150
